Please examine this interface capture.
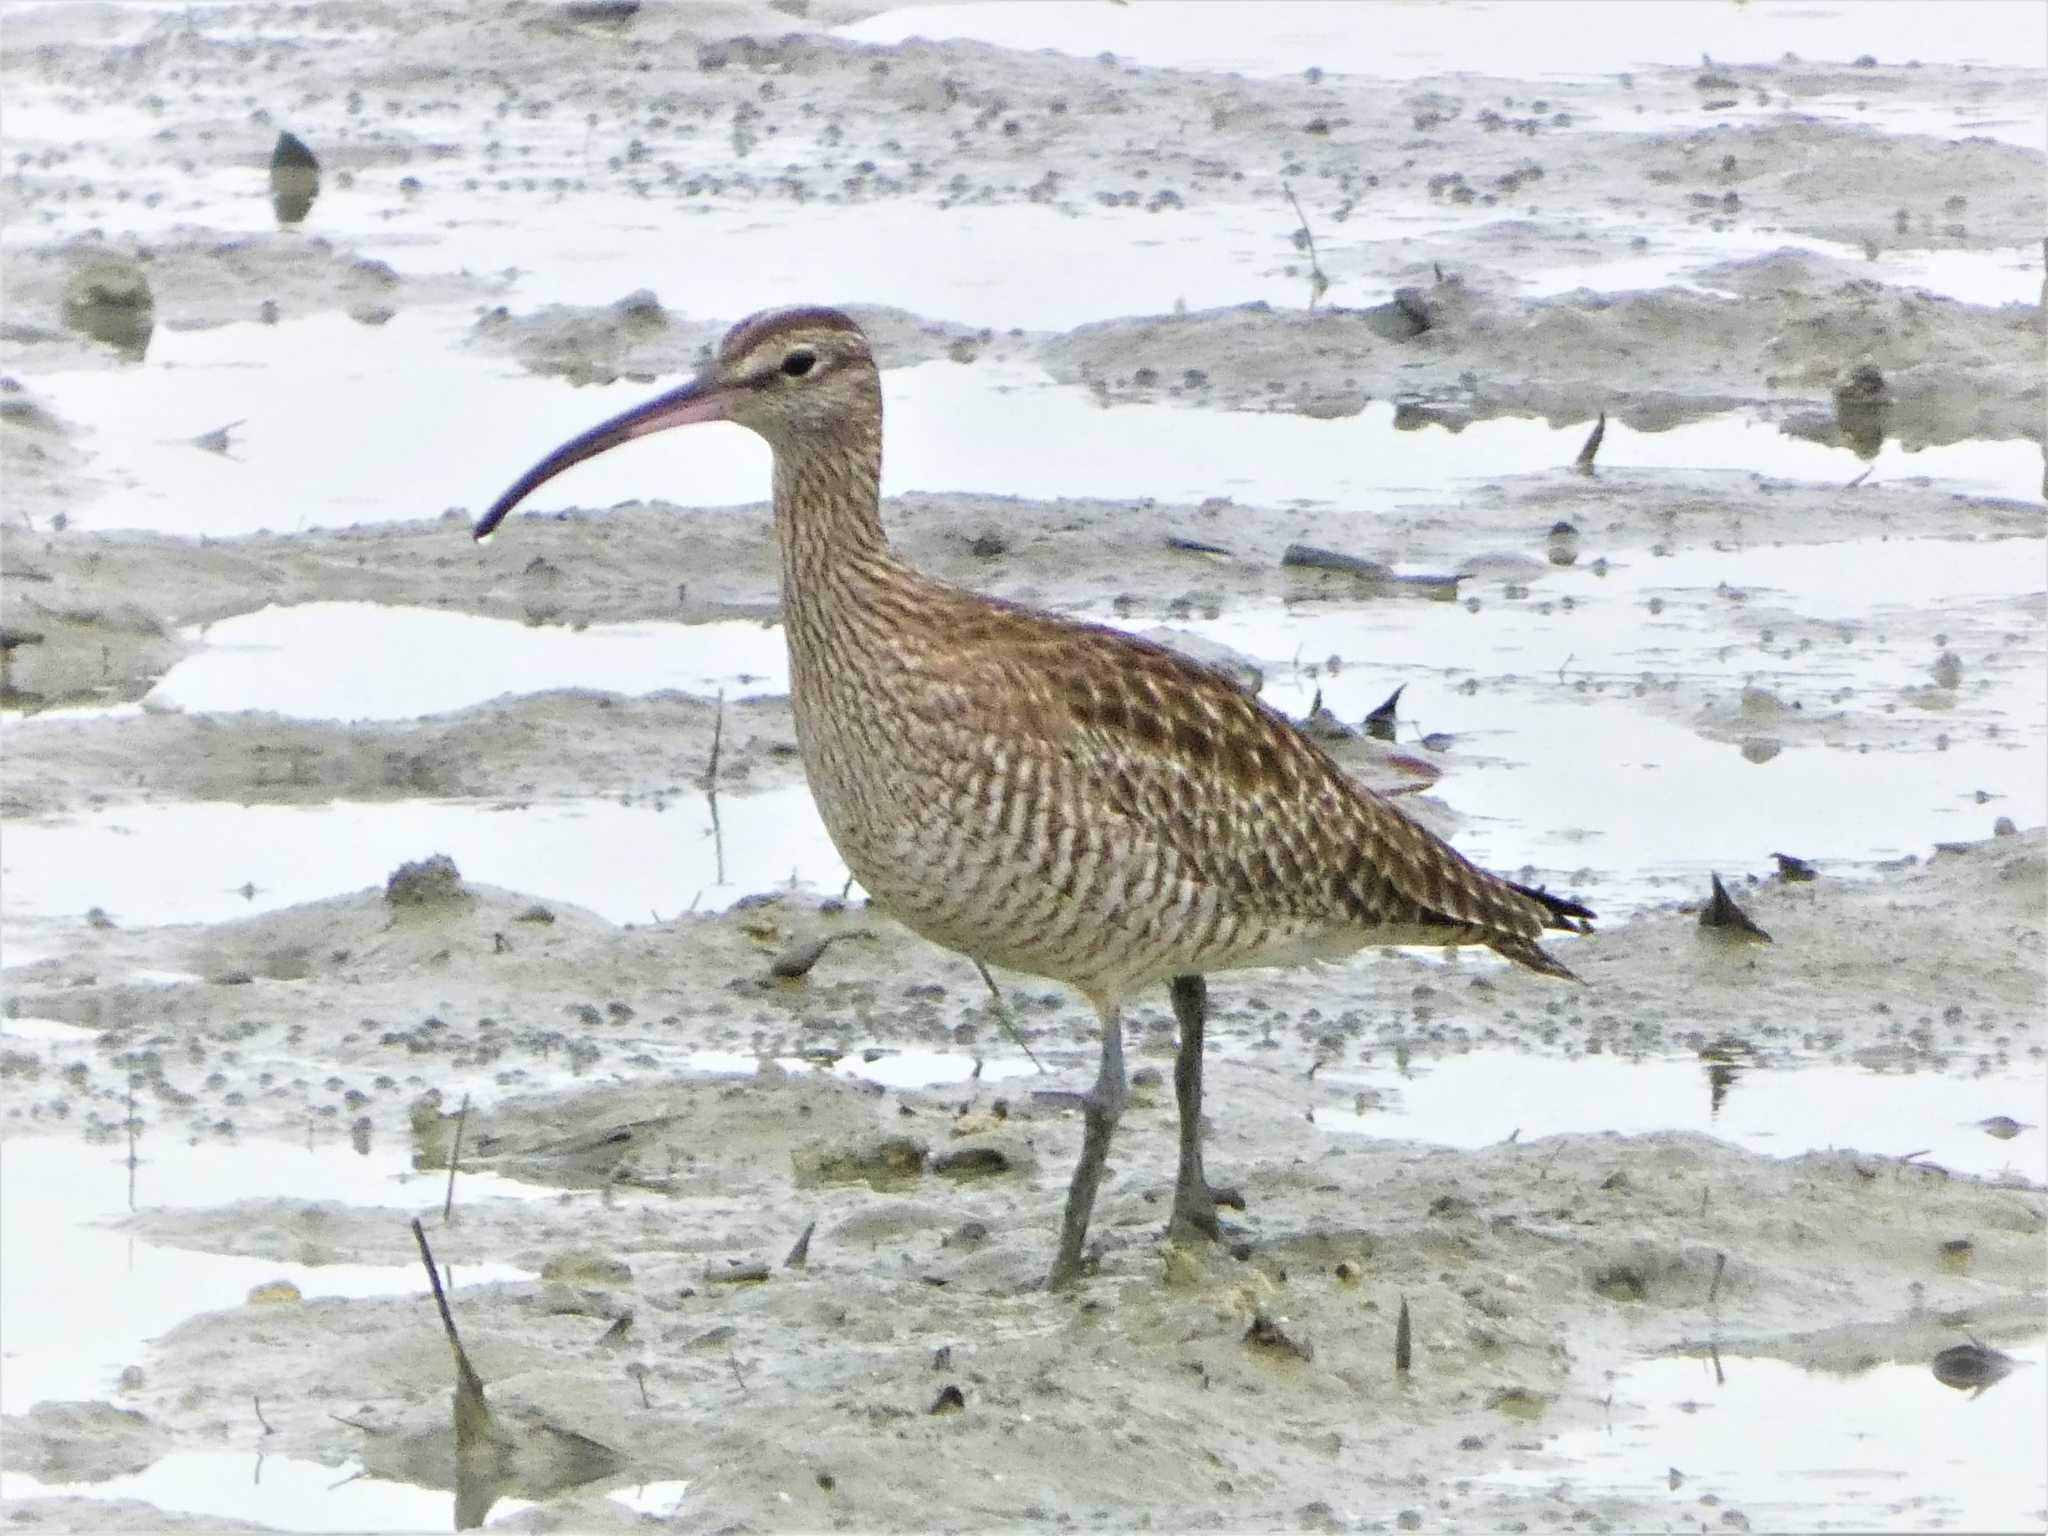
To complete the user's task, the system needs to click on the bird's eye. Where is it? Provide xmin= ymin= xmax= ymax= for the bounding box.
xmin=781 ymin=350 xmax=816 ymax=378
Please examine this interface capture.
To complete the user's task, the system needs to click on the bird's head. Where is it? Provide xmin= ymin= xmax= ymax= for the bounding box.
xmin=474 ymin=305 xmax=877 ymax=540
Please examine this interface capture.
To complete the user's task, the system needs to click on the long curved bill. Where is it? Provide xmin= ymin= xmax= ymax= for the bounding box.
xmin=473 ymin=374 xmax=740 ymax=541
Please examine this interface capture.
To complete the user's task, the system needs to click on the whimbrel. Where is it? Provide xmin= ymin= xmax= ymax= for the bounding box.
xmin=476 ymin=306 xmax=1593 ymax=1288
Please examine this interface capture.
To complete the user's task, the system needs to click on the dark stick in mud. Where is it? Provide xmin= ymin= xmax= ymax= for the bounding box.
xmin=702 ymin=687 xmax=724 ymax=791
xmin=1573 ymin=411 xmax=1606 ymax=474
xmin=443 ymin=1092 xmax=471 ymax=1221
xmin=784 ymin=1219 xmax=816 ymax=1268
xmin=706 ymin=689 xmax=726 ymax=887
xmin=412 ymin=1218 xmax=488 ymax=1409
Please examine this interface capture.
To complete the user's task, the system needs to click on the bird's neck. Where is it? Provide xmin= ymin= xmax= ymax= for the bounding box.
xmin=770 ymin=415 xmax=888 ymax=579
xmin=769 ymin=418 xmax=928 ymax=670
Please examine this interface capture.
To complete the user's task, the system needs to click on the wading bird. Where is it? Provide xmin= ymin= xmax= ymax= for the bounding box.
xmin=475 ymin=306 xmax=1592 ymax=1288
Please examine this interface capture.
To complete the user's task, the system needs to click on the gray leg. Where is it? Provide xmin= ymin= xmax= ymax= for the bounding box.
xmin=1167 ymin=973 xmax=1220 ymax=1243
xmin=1048 ymin=1004 xmax=1127 ymax=1289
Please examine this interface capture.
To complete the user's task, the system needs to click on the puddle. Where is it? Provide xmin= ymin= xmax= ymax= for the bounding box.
xmin=0 ymin=1014 xmax=104 ymax=1045
xmin=1520 ymin=227 xmax=2047 ymax=309
xmin=149 ymin=605 xmax=787 ymax=722
xmin=1313 ymin=1054 xmax=2048 ymax=1185
xmin=0 ymin=787 xmax=844 ymax=934
xmin=0 ymin=1452 xmax=534 ymax=1532
xmin=0 ymin=1135 xmax=536 ymax=1415
xmin=843 ymin=2 xmax=2044 ymax=87
xmin=1486 ymin=1343 xmax=2048 ymax=1532
xmin=0 ymin=702 xmax=145 ymax=731
xmin=682 ymin=1047 xmax=1043 ymax=1092
xmin=0 ymin=1456 xmax=689 ymax=1530
xmin=843 ymin=4 xmax=2046 ymax=154
xmin=608 ymin=1479 xmax=694 ymax=1517
xmin=30 ymin=313 xmax=2043 ymax=538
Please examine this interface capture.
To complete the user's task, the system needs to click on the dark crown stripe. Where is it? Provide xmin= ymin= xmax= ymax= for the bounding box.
xmin=721 ymin=305 xmax=866 ymax=360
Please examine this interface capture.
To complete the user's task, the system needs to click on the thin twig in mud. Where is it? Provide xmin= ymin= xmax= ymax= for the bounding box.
xmin=1573 ymin=411 xmax=1606 ymax=474
xmin=1710 ymin=1341 xmax=1725 ymax=1385
xmin=727 ymin=1348 xmax=750 ymax=1396
xmin=1281 ymin=181 xmax=1330 ymax=307
xmin=1699 ymin=1186 xmax=1710 ymax=1217
xmin=254 ymin=1395 xmax=275 ymax=1436
xmin=702 ymin=689 xmax=724 ymax=790
xmin=125 ymin=1074 xmax=139 ymax=1211
xmin=1844 ymin=464 xmax=1873 ymax=489
xmin=1556 ymin=654 xmax=1575 ymax=685
xmin=1536 ymin=1142 xmax=1567 ymax=1181
xmin=328 ymin=1412 xmax=379 ymax=1432
xmin=443 ymin=1092 xmax=470 ymax=1222
xmin=1707 ymin=1251 xmax=1727 ymax=1304
xmin=708 ymin=795 xmax=726 ymax=888
xmin=705 ymin=689 xmax=727 ymax=885
xmin=1394 ymin=1297 xmax=1412 ymax=1374
xmin=972 ymin=957 xmax=1045 ymax=1072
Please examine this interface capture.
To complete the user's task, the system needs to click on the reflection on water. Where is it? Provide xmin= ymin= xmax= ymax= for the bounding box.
xmin=0 ymin=1452 xmax=515 ymax=1534
xmin=1311 ymin=1052 xmax=2048 ymax=1185
xmin=0 ymin=1135 xmax=539 ymax=1415
xmin=1486 ymin=1343 xmax=2048 ymax=1532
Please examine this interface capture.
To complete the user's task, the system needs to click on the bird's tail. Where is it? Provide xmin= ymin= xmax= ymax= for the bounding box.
xmin=1492 ymin=878 xmax=1595 ymax=981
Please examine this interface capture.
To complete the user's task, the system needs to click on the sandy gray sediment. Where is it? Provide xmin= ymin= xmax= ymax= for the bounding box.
xmin=1 ymin=833 xmax=2042 ymax=1529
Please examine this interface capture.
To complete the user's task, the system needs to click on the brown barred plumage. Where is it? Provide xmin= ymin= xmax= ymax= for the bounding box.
xmin=477 ymin=306 xmax=1592 ymax=1288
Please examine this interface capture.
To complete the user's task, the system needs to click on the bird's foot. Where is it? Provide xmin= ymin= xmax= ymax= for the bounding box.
xmin=1045 ymin=1243 xmax=1098 ymax=1292
xmin=1166 ymin=1182 xmax=1242 ymax=1245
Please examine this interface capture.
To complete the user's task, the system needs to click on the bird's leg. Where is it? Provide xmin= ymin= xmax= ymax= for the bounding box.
xmin=1048 ymin=1004 xmax=1126 ymax=1289
xmin=1166 ymin=973 xmax=1221 ymax=1243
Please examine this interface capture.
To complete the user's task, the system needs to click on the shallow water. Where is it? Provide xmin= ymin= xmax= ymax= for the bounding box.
xmin=151 ymin=607 xmax=789 ymax=721
xmin=0 ymin=788 xmax=838 ymax=934
xmin=0 ymin=1452 xmax=526 ymax=1533
xmin=1486 ymin=1343 xmax=2048 ymax=1533
xmin=842 ymin=2 xmax=2047 ymax=91
xmin=0 ymin=1135 xmax=536 ymax=1416
xmin=26 ymin=313 xmax=2044 ymax=538
xmin=1312 ymin=1053 xmax=2047 ymax=1185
